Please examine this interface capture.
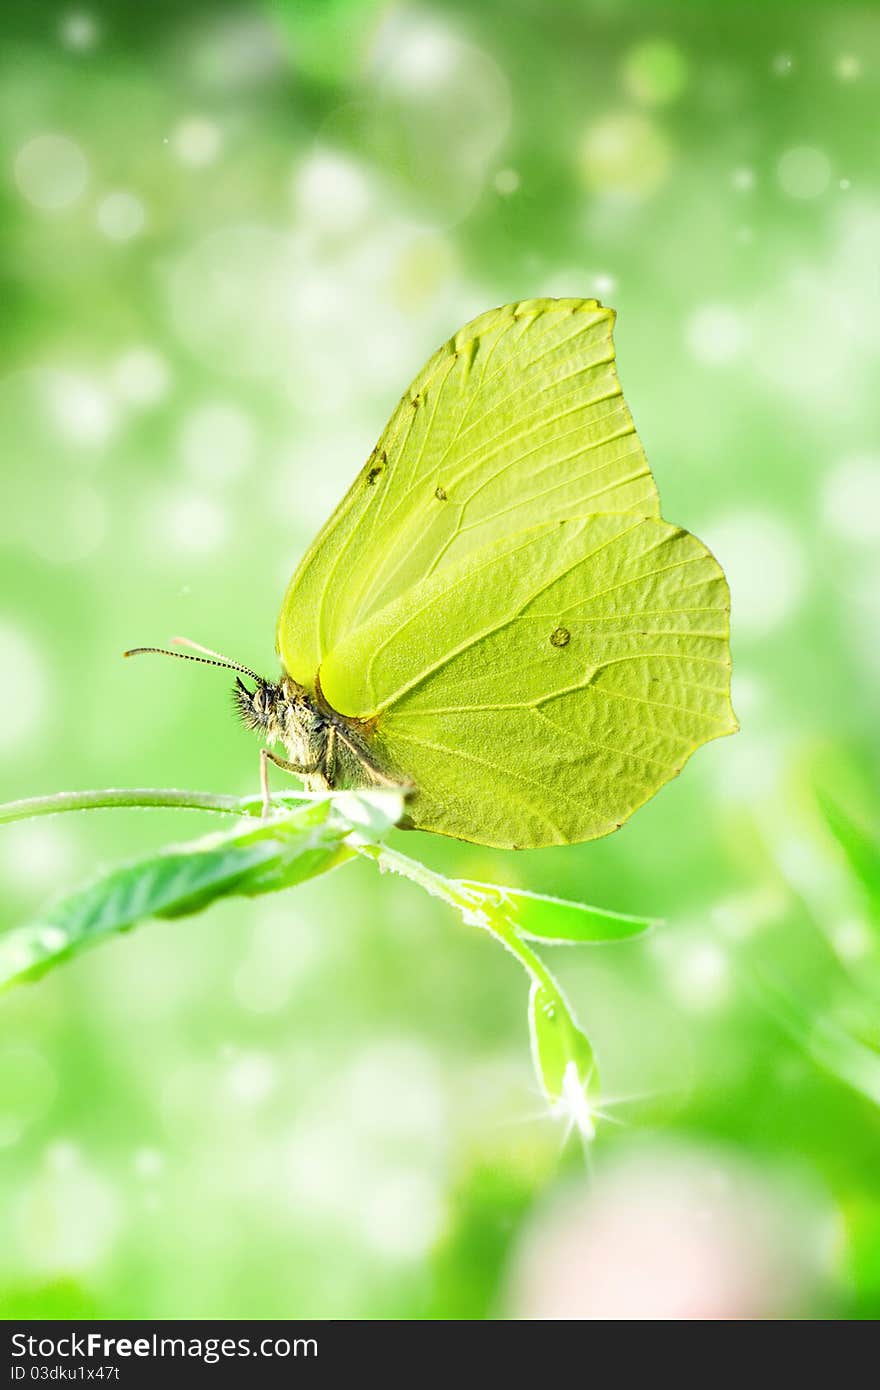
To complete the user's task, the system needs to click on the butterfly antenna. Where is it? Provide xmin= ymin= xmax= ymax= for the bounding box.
xmin=169 ymin=635 xmax=248 ymax=664
xmin=123 ymin=642 xmax=263 ymax=683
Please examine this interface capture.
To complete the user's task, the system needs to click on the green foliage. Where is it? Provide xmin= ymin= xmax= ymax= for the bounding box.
xmin=528 ymin=982 xmax=598 ymax=1126
xmin=0 ymin=787 xmax=651 ymax=1132
xmin=0 ymin=797 xmax=368 ymax=990
xmin=459 ymin=880 xmax=655 ymax=943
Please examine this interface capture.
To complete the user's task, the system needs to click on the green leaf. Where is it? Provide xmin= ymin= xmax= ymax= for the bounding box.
xmin=0 ymin=782 xmax=650 ymax=1141
xmin=459 ymin=880 xmax=656 ymax=943
xmin=0 ymin=792 xmax=404 ymax=990
xmin=528 ymin=982 xmax=599 ymax=1135
xmin=815 ymin=788 xmax=880 ymax=908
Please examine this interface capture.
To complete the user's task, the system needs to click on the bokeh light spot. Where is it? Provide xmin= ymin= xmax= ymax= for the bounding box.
xmin=670 ymin=942 xmax=730 ymax=1010
xmin=225 ymin=1052 xmax=277 ymax=1105
xmin=346 ymin=1042 xmax=446 ymax=1147
xmin=508 ymin=1142 xmax=835 ymax=1319
xmin=45 ymin=371 xmax=117 ymax=448
xmin=834 ymin=54 xmax=861 ymax=81
xmin=622 ymin=39 xmax=688 ymax=106
xmin=16 ymin=1151 xmax=119 ymax=1275
xmin=686 ymin=304 xmax=747 ymax=365
xmin=0 ymin=621 xmax=48 ymax=756
xmin=96 ymin=191 xmax=146 ymax=240
xmin=15 ymin=134 xmax=89 ymax=211
xmin=152 ymin=491 xmax=229 ymax=557
xmin=822 ymin=454 xmax=880 ymax=543
xmin=831 ymin=918 xmax=872 ymax=962
xmin=111 ymin=347 xmax=171 ymax=408
xmin=580 ymin=111 xmax=672 ymax=198
xmin=180 ymin=402 xmax=256 ymax=484
xmin=172 ymin=116 xmax=223 ymax=167
xmin=366 ymin=12 xmax=511 ymax=222
xmin=294 ymin=148 xmax=373 ymax=234
xmin=494 ymin=167 xmax=520 ymax=196
xmin=359 ymin=1170 xmax=445 ymax=1260
xmin=702 ymin=511 xmax=806 ymax=636
xmin=190 ymin=14 xmax=287 ymax=90
xmin=0 ymin=820 xmax=77 ymax=892
xmin=777 ymin=146 xmax=831 ymax=199
xmin=132 ymin=1148 xmax=165 ymax=1180
xmin=379 ymin=15 xmax=461 ymax=91
xmin=731 ymin=166 xmax=755 ymax=192
xmin=59 ymin=11 xmax=100 ymax=51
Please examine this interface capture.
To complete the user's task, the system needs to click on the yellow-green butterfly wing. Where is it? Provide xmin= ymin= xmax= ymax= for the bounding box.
xmin=318 ymin=514 xmax=736 ymax=848
xmin=276 ymin=297 xmax=735 ymax=848
xmin=278 ymin=298 xmax=659 ymax=692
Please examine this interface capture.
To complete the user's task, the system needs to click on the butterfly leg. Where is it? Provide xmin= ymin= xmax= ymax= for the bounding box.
xmin=260 ymin=746 xmax=324 ymax=817
xmin=324 ymin=726 xmax=338 ymax=788
xmin=332 ymin=723 xmax=415 ymax=793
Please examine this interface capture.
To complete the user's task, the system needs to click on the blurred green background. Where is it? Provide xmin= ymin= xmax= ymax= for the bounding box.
xmin=1 ymin=0 xmax=879 ymax=1320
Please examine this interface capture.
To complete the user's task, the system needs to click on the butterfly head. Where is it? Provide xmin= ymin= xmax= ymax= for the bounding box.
xmin=233 ymin=675 xmax=285 ymax=737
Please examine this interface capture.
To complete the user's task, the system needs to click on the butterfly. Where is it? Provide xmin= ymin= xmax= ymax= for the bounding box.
xmin=127 ymin=298 xmax=736 ymax=848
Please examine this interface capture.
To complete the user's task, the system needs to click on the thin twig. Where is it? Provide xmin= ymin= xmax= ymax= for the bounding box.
xmin=0 ymin=787 xmax=257 ymax=823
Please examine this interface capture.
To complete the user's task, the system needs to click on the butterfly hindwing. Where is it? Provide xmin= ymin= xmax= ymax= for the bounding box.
xmin=319 ymin=514 xmax=736 ymax=849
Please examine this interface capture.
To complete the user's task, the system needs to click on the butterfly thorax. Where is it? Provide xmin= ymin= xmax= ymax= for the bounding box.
xmin=234 ymin=671 xmax=401 ymax=794
xmin=276 ymin=677 xmax=330 ymax=787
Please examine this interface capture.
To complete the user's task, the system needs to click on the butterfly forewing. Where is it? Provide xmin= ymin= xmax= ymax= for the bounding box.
xmin=277 ymin=299 xmax=659 ymax=690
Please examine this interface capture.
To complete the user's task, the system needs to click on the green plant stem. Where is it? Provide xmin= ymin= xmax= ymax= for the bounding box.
xmin=0 ymin=784 xmax=583 ymax=1111
xmin=0 ymin=785 xmax=566 ymax=1007
xmin=354 ymin=839 xmax=563 ymax=999
xmin=0 ymin=787 xmax=257 ymax=824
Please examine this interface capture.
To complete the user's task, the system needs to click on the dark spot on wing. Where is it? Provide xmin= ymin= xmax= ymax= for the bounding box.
xmin=435 ymin=486 xmax=447 ymax=501
xmin=549 ymin=626 xmax=571 ymax=648
xmin=364 ymin=448 xmax=387 ymax=486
